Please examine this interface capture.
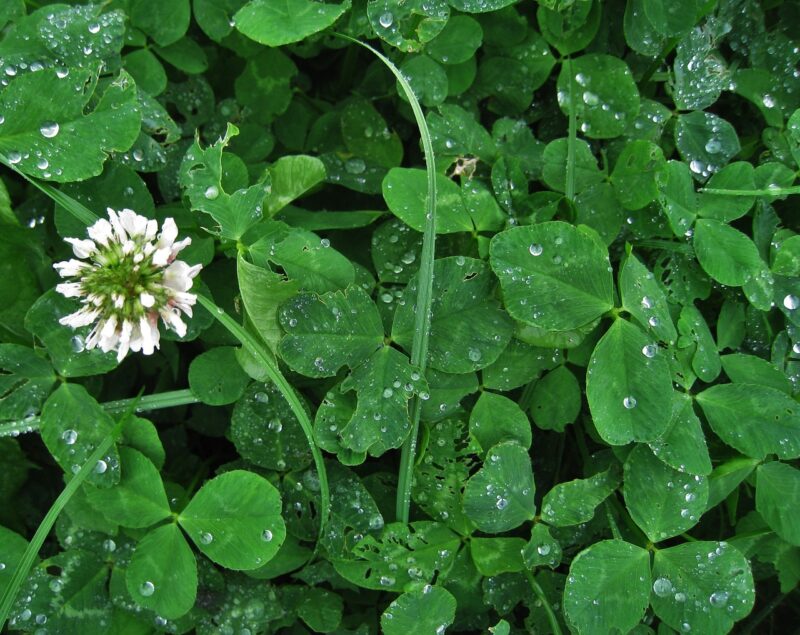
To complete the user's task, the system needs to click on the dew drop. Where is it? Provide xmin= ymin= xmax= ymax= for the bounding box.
xmin=204 ymin=185 xmax=219 ymax=200
xmin=642 ymin=344 xmax=657 ymax=358
xmin=641 ymin=296 xmax=654 ymax=309
xmin=495 ymin=497 xmax=508 ymax=510
xmin=139 ymin=581 xmax=155 ymax=597
xmin=39 ymin=121 xmax=60 ymax=138
xmin=200 ymin=532 xmax=214 ymax=545
xmin=94 ymin=459 xmax=108 ymax=474
xmin=261 ymin=529 xmax=273 ymax=542
xmin=62 ymin=429 xmax=78 ymax=445
xmin=70 ymin=335 xmax=85 ymax=352
xmin=537 ymin=543 xmax=551 ymax=556
xmin=623 ymin=395 xmax=637 ymax=409
xmin=709 ymin=590 xmax=729 ymax=607
xmin=653 ymin=577 xmax=673 ymax=597
xmin=8 ymin=151 xmax=21 ymax=164
xmin=783 ymin=294 xmax=799 ymax=310
xmin=468 ymin=348 xmax=482 ymax=362
xmin=529 ymin=243 xmax=543 ymax=256
xmin=378 ymin=11 xmax=394 ymax=28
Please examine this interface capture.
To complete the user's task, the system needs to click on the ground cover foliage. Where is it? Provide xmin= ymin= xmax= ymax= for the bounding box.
xmin=0 ymin=0 xmax=798 ymax=633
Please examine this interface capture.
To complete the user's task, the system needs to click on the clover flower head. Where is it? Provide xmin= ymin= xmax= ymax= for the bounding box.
xmin=54 ymin=208 xmax=202 ymax=362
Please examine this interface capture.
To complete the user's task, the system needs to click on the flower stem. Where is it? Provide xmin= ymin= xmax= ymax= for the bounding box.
xmin=0 ymin=432 xmax=117 ymax=628
xmin=525 ymin=569 xmax=563 ymax=635
xmin=0 ymin=388 xmax=199 ymax=438
xmin=195 ymin=293 xmax=330 ymax=533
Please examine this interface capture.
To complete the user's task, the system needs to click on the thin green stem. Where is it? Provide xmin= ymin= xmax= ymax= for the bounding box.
xmin=525 ymin=569 xmax=563 ymax=635
xmin=701 ymin=186 xmax=800 ymax=196
xmin=565 ymin=57 xmax=577 ymax=202
xmin=0 ymin=434 xmax=115 ymax=628
xmin=195 ymin=294 xmax=330 ymax=533
xmin=739 ymin=592 xmax=787 ymax=635
xmin=0 ymin=154 xmax=99 ymax=226
xmin=331 ymin=35 xmax=437 ymax=525
xmin=0 ymin=388 xmax=199 ymax=438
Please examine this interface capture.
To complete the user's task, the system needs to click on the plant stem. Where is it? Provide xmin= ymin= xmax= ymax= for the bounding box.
xmin=196 ymin=293 xmax=330 ymax=533
xmin=332 ymin=35 xmax=437 ymax=525
xmin=701 ymin=186 xmax=800 ymax=196
xmin=0 ymin=388 xmax=199 ymax=438
xmin=0 ymin=434 xmax=115 ymax=629
xmin=525 ymin=569 xmax=563 ymax=635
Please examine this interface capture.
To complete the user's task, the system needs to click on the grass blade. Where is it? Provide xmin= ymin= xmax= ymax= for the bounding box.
xmin=333 ymin=34 xmax=438 ymax=524
xmin=195 ymin=294 xmax=331 ymax=534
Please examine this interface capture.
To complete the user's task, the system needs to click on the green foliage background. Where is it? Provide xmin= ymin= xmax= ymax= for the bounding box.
xmin=0 ymin=0 xmax=799 ymax=633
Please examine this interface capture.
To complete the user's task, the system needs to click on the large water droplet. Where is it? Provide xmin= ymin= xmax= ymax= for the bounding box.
xmin=139 ymin=581 xmax=155 ymax=597
xmin=642 ymin=344 xmax=657 ymax=358
xmin=378 ymin=11 xmax=394 ymax=28
xmin=537 ymin=543 xmax=551 ymax=556
xmin=62 ymin=429 xmax=78 ymax=445
xmin=783 ymin=294 xmax=799 ymax=310
xmin=653 ymin=577 xmax=673 ymax=597
xmin=709 ymin=590 xmax=729 ymax=607
xmin=8 ymin=151 xmax=21 ymax=164
xmin=623 ymin=395 xmax=637 ymax=409
xmin=39 ymin=121 xmax=60 ymax=138
xmin=199 ymin=532 xmax=213 ymax=545
xmin=529 ymin=243 xmax=543 ymax=256
xmin=70 ymin=335 xmax=85 ymax=352
xmin=204 ymin=185 xmax=219 ymax=200
xmin=261 ymin=529 xmax=273 ymax=542
xmin=94 ymin=459 xmax=108 ymax=474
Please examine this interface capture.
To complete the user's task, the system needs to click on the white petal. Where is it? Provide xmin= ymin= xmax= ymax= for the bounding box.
xmin=107 ymin=208 xmax=128 ymax=243
xmin=87 ymin=218 xmax=114 ymax=246
xmin=144 ymin=219 xmax=159 ymax=242
xmin=55 ymin=282 xmax=84 ymax=298
xmin=163 ymin=260 xmax=202 ymax=293
xmin=151 ymin=247 xmax=171 ymax=267
xmin=139 ymin=315 xmax=160 ymax=355
xmin=157 ymin=218 xmax=179 ymax=249
xmin=53 ymin=259 xmax=88 ymax=278
xmin=85 ymin=324 xmax=101 ymax=350
xmin=116 ymin=320 xmax=133 ymax=362
xmin=160 ymin=307 xmax=187 ymax=337
xmin=140 ymin=292 xmax=156 ymax=308
xmin=128 ymin=323 xmax=143 ymax=353
xmin=168 ymin=290 xmax=197 ymax=316
xmin=119 ymin=209 xmax=149 ymax=238
xmin=59 ymin=308 xmax=99 ymax=328
xmin=91 ymin=317 xmax=115 ymax=352
xmin=169 ymin=236 xmax=192 ymax=261
xmin=65 ymin=238 xmax=96 ymax=259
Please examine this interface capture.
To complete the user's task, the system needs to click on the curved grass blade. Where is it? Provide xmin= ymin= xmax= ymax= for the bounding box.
xmin=333 ymin=34 xmax=438 ymax=524
xmin=0 ymin=392 xmax=141 ymax=629
xmin=195 ymin=294 xmax=331 ymax=533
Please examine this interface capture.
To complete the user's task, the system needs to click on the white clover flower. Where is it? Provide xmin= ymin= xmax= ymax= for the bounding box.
xmin=54 ymin=208 xmax=202 ymax=362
